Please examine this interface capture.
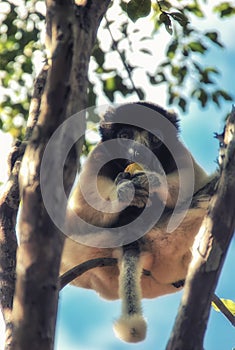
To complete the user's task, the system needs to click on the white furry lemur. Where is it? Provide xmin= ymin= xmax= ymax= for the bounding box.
xmin=60 ymin=102 xmax=216 ymax=343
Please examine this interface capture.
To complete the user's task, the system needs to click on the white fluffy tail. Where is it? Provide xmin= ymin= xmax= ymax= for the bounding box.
xmin=113 ymin=244 xmax=147 ymax=343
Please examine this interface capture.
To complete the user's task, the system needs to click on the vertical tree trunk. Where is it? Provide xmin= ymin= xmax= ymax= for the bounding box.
xmin=10 ymin=1 xmax=111 ymax=349
xmin=166 ymin=110 xmax=235 ymax=350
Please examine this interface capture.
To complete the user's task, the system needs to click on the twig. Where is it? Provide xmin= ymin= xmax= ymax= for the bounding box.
xmin=212 ymin=294 xmax=235 ymax=327
xmin=59 ymin=257 xmax=117 ymax=290
xmin=104 ymin=15 xmax=142 ymax=100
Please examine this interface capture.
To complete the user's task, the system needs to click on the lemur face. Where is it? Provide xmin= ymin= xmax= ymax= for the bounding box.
xmin=99 ymin=102 xmax=179 ymax=171
xmin=113 ymin=125 xmax=163 ymax=165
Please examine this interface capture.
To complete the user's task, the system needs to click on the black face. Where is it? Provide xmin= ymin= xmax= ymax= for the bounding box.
xmin=99 ymin=102 xmax=179 ymax=173
xmin=112 ymin=125 xmax=163 ymax=167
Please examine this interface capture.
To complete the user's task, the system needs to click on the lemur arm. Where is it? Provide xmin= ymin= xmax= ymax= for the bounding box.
xmin=68 ymin=146 xmax=125 ymax=227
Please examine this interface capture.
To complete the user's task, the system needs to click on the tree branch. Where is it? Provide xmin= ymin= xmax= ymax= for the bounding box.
xmin=211 ymin=294 xmax=235 ymax=327
xmin=105 ymin=15 xmax=142 ymax=100
xmin=10 ymin=1 xmax=111 ymax=349
xmin=59 ymin=258 xmax=117 ymax=290
xmin=166 ymin=106 xmax=235 ymax=350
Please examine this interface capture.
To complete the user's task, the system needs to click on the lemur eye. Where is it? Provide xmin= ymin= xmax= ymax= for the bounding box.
xmin=119 ymin=133 xmax=129 ymax=139
xmin=151 ymin=130 xmax=164 ymax=147
xmin=117 ymin=128 xmax=133 ymax=139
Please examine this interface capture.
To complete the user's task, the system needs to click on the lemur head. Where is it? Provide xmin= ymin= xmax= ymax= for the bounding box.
xmin=99 ymin=102 xmax=180 ymax=172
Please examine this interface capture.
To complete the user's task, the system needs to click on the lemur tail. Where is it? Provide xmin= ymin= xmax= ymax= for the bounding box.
xmin=113 ymin=243 xmax=147 ymax=343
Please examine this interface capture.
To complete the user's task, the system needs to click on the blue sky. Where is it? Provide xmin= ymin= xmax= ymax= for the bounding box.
xmin=54 ymin=6 xmax=235 ymax=350
xmin=56 ymin=240 xmax=235 ymax=350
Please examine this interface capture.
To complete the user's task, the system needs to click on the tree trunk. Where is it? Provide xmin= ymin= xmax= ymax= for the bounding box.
xmin=166 ymin=109 xmax=235 ymax=350
xmin=10 ymin=1 xmax=111 ymax=349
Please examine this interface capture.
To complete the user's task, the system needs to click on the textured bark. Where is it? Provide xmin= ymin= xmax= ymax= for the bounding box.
xmin=0 ymin=65 xmax=48 ymax=350
xmin=166 ymin=108 xmax=235 ymax=350
xmin=0 ymin=162 xmax=19 ymax=349
xmin=9 ymin=1 xmax=111 ymax=349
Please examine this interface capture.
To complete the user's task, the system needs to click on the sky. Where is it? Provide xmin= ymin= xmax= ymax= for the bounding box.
xmin=0 ymin=1 xmax=235 ymax=350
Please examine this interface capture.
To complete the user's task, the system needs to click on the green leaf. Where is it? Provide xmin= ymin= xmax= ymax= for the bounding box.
xmin=191 ymin=88 xmax=208 ymax=107
xmin=205 ymin=31 xmax=224 ymax=48
xmin=157 ymin=1 xmax=172 ymax=11
xmin=127 ymin=0 xmax=151 ymax=22
xmin=103 ymin=75 xmax=131 ymax=102
xmin=168 ymin=88 xmax=178 ymax=105
xmin=120 ymin=1 xmax=127 ymax=12
xmin=88 ymin=82 xmax=97 ymax=108
xmin=217 ymin=90 xmax=233 ymax=101
xmin=135 ymin=88 xmax=145 ymax=100
xmin=148 ymin=72 xmax=166 ymax=85
xmin=166 ymin=40 xmax=178 ymax=58
xmin=213 ymin=2 xmax=235 ymax=17
xmin=200 ymin=71 xmax=214 ymax=84
xmin=188 ymin=41 xmax=207 ymax=54
xmin=169 ymin=12 xmax=189 ymax=27
xmin=92 ymin=45 xmax=105 ymax=67
xmin=159 ymin=12 xmax=173 ymax=35
xmin=139 ymin=48 xmax=152 ymax=55
xmin=178 ymin=97 xmax=187 ymax=112
xmin=212 ymin=92 xmax=221 ymax=107
xmin=185 ymin=4 xmax=204 ymax=17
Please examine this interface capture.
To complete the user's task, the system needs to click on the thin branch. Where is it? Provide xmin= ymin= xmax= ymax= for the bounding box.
xmin=166 ymin=106 xmax=235 ymax=350
xmin=211 ymin=294 xmax=235 ymax=327
xmin=105 ymin=15 xmax=142 ymax=100
xmin=59 ymin=258 xmax=117 ymax=290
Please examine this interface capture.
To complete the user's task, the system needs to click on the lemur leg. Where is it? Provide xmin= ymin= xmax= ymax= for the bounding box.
xmin=113 ymin=242 xmax=147 ymax=343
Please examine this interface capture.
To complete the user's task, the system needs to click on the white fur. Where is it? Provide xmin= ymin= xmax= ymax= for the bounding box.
xmin=113 ymin=315 xmax=147 ymax=343
xmin=113 ymin=249 xmax=147 ymax=343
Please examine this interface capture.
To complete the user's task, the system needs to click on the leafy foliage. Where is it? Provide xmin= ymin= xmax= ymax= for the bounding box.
xmin=0 ymin=0 xmax=234 ymax=139
xmin=213 ymin=2 xmax=235 ymax=17
xmin=0 ymin=0 xmax=44 ymax=138
xmin=126 ymin=0 xmax=151 ymax=22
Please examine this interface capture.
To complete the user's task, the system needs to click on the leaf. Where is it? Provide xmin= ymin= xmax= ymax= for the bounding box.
xmin=213 ymin=2 xmax=235 ymax=18
xmin=92 ymin=45 xmax=105 ymax=67
xmin=191 ymin=88 xmax=208 ymax=107
xmin=188 ymin=41 xmax=207 ymax=54
xmin=185 ymin=4 xmax=204 ymax=17
xmin=157 ymin=0 xmax=172 ymax=11
xmin=88 ymin=82 xmax=97 ymax=108
xmin=127 ymin=0 xmax=151 ymax=22
xmin=217 ymin=90 xmax=233 ymax=101
xmin=166 ymin=39 xmax=178 ymax=58
xmin=205 ymin=31 xmax=224 ymax=48
xmin=169 ymin=12 xmax=189 ymax=27
xmin=159 ymin=12 xmax=173 ymax=35
xmin=135 ymin=88 xmax=145 ymax=100
xmin=212 ymin=298 xmax=235 ymax=315
xmin=148 ymin=72 xmax=166 ymax=85
xmin=139 ymin=48 xmax=152 ymax=55
xmin=178 ymin=97 xmax=187 ymax=112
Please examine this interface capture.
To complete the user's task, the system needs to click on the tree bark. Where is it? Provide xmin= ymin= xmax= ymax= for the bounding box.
xmin=0 ymin=62 xmax=48 ymax=350
xmin=166 ymin=108 xmax=235 ymax=350
xmin=10 ymin=1 xmax=111 ymax=349
xmin=0 ymin=159 xmax=19 ymax=349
